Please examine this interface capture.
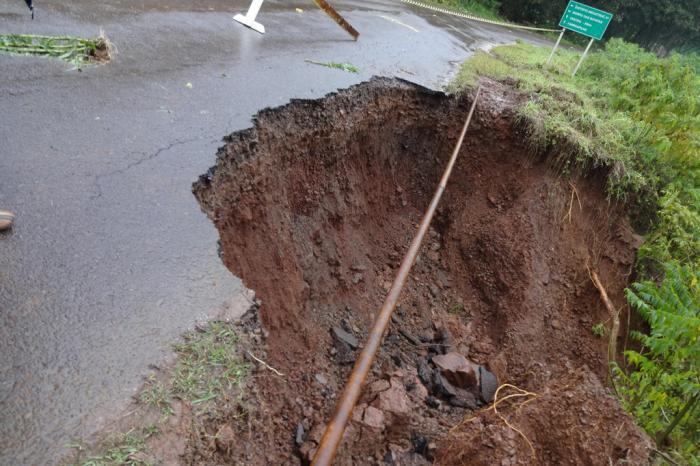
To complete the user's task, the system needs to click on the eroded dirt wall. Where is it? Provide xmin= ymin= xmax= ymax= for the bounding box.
xmin=193 ymin=78 xmax=650 ymax=465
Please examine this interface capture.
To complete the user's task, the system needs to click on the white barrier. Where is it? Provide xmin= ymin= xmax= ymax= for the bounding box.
xmin=234 ymin=0 xmax=265 ymax=34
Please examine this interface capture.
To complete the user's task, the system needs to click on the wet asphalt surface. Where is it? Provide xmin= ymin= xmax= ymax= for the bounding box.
xmin=0 ymin=0 xmax=554 ymax=463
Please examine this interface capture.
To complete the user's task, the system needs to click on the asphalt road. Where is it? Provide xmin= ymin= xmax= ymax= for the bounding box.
xmin=0 ymin=1 xmax=553 ymax=463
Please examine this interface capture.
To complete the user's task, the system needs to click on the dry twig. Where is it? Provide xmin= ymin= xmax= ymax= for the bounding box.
xmin=588 ymin=267 xmax=620 ymax=366
xmin=246 ymin=351 xmax=285 ymax=377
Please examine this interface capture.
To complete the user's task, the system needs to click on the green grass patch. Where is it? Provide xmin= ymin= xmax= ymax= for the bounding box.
xmin=0 ymin=33 xmax=112 ymax=67
xmin=452 ymin=38 xmax=700 ymax=463
xmin=591 ymin=323 xmax=607 ymax=338
xmin=68 ymin=321 xmax=247 ymax=465
xmin=422 ymin=0 xmax=503 ymax=22
xmin=138 ymin=375 xmax=173 ymax=419
xmin=68 ymin=431 xmax=150 ymax=466
xmin=171 ymin=322 xmax=248 ymax=404
xmin=304 ymin=59 xmax=359 ymax=73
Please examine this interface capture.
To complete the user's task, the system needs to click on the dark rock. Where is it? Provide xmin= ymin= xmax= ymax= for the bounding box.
xmin=417 ymin=360 xmax=433 ymax=387
xmin=295 ymin=423 xmax=305 ymax=445
xmin=383 ymin=450 xmax=396 ymax=464
xmin=332 ymin=326 xmax=359 ymax=349
xmin=435 ymin=328 xmax=454 ymax=353
xmin=391 ymin=353 xmax=402 ymax=367
xmin=426 ymin=396 xmax=440 ymax=408
xmin=434 ymin=373 xmax=458 ymax=397
xmin=412 ymin=434 xmax=428 ymax=455
xmin=397 ymin=327 xmax=421 ymax=346
xmin=479 ymin=366 xmax=499 ymax=403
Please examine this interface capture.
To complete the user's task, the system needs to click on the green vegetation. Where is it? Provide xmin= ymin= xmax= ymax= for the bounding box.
xmin=620 ymin=263 xmax=700 ymax=460
xmin=68 ymin=430 xmax=152 ymax=466
xmin=304 ymin=59 xmax=359 ymax=73
xmin=423 ymin=0 xmax=503 ymax=21
xmin=452 ymin=39 xmax=699 ymax=463
xmin=171 ymin=322 xmax=248 ymax=404
xmin=67 ymin=322 xmax=246 ymax=465
xmin=138 ymin=322 xmax=247 ymax=414
xmin=0 ymin=33 xmax=111 ymax=67
xmin=497 ymin=0 xmax=699 ymax=50
xmin=448 ymin=300 xmax=466 ymax=315
xmin=591 ymin=322 xmax=607 ymax=338
xmin=138 ymin=375 xmax=173 ymax=418
xmin=433 ymin=0 xmax=700 ymax=50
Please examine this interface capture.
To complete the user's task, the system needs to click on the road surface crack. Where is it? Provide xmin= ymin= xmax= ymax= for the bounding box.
xmin=90 ymin=137 xmax=199 ymax=200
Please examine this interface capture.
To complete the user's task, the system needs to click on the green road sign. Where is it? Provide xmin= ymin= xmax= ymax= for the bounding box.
xmin=559 ymin=1 xmax=613 ymax=40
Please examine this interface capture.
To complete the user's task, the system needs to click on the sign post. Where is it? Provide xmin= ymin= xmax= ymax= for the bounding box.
xmin=234 ymin=0 xmax=266 ymax=34
xmin=546 ymin=28 xmax=566 ymax=66
xmin=547 ymin=1 xmax=613 ymax=75
xmin=572 ymin=38 xmax=595 ymax=75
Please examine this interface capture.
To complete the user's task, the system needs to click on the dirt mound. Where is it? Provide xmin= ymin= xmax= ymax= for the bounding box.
xmin=193 ymin=77 xmax=651 ymax=465
xmin=436 ymin=368 xmax=652 ymax=465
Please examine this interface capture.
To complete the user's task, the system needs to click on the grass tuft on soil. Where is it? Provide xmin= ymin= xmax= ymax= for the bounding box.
xmin=66 ymin=429 xmax=153 ymax=466
xmin=65 ymin=321 xmax=248 ymax=466
xmin=171 ymin=322 xmax=248 ymax=404
xmin=0 ymin=32 xmax=113 ymax=67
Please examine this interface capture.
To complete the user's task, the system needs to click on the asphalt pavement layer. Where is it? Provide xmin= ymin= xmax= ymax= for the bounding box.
xmin=0 ymin=1 xmax=552 ymax=463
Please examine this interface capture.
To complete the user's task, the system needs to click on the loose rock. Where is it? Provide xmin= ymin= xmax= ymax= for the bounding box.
xmin=479 ymin=366 xmax=499 ymax=403
xmin=432 ymin=352 xmax=478 ymax=391
xmin=331 ymin=326 xmax=359 ymax=349
xmin=362 ymin=405 xmax=386 ymax=430
xmin=373 ymin=379 xmax=409 ymax=414
xmin=295 ymin=423 xmax=305 ymax=445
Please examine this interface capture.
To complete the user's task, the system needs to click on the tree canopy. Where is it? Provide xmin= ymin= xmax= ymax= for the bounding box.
xmin=497 ymin=0 xmax=700 ymax=50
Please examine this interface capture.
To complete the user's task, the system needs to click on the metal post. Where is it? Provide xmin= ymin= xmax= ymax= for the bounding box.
xmin=234 ymin=0 xmax=266 ymax=34
xmin=572 ymin=38 xmax=594 ymax=76
xmin=546 ymin=28 xmax=565 ymax=66
xmin=313 ymin=0 xmax=360 ymax=40
xmin=310 ymin=87 xmax=482 ymax=466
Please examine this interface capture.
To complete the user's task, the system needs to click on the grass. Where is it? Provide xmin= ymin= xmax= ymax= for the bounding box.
xmin=171 ymin=322 xmax=248 ymax=405
xmin=0 ymin=32 xmax=112 ymax=67
xmin=68 ymin=431 xmax=150 ymax=466
xmin=452 ymin=39 xmax=700 ymax=463
xmin=591 ymin=322 xmax=607 ymax=338
xmin=67 ymin=321 xmax=247 ymax=465
xmin=450 ymin=41 xmax=656 ymax=204
xmin=422 ymin=0 xmax=503 ymax=22
xmin=304 ymin=59 xmax=359 ymax=73
xmin=138 ymin=375 xmax=173 ymax=419
xmin=447 ymin=300 xmax=466 ymax=315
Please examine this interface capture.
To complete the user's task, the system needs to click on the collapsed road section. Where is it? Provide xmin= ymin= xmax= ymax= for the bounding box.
xmin=193 ymin=77 xmax=652 ymax=464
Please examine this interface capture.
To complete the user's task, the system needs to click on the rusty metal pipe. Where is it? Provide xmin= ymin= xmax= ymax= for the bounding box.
xmin=311 ymin=87 xmax=482 ymax=466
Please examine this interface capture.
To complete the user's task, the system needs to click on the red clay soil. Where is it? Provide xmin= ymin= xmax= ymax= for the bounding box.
xmin=193 ymin=77 xmax=652 ymax=465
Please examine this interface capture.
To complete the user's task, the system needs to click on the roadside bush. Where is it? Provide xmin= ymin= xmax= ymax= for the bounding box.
xmin=619 ymin=263 xmax=700 ymax=463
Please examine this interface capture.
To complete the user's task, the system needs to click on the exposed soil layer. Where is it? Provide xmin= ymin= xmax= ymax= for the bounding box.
xmin=193 ymin=77 xmax=652 ymax=465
